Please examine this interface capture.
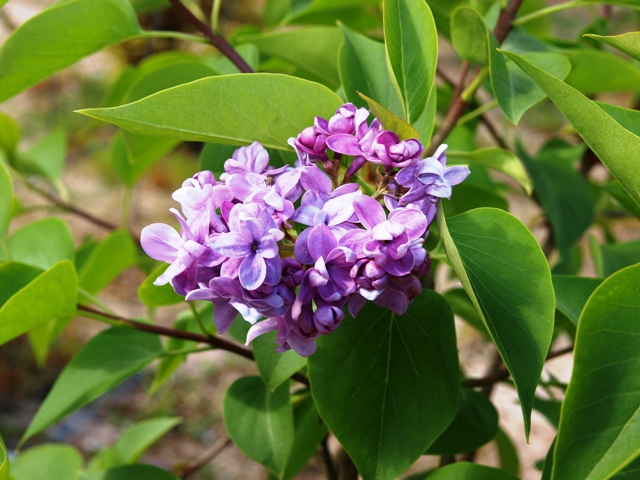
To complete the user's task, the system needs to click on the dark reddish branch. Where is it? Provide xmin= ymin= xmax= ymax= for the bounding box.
xmin=461 ymin=344 xmax=574 ymax=388
xmin=428 ymin=0 xmax=525 ymax=154
xmin=167 ymin=0 xmax=253 ymax=73
xmin=76 ymin=305 xmax=311 ymax=387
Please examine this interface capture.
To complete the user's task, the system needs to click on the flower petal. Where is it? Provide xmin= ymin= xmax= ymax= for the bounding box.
xmin=141 ymin=224 xmax=182 ymax=262
xmin=239 ymin=253 xmax=266 ymax=290
xmin=353 ymin=195 xmax=386 ymax=230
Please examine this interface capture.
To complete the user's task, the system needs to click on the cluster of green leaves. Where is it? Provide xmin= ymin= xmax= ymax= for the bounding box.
xmin=1 ymin=0 xmax=640 ymax=478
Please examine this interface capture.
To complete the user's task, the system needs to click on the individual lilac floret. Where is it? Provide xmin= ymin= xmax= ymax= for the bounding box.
xmin=340 ymin=196 xmax=427 ymax=276
xmin=211 ymin=205 xmax=283 ymax=291
xmin=141 ymin=209 xmax=221 ymax=294
xmin=396 ymin=144 xmax=470 ymax=205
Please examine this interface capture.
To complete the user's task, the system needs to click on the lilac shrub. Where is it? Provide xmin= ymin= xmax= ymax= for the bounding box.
xmin=141 ymin=104 xmax=469 ymax=356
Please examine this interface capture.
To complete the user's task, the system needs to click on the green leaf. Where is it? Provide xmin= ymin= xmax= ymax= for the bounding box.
xmin=0 ymin=160 xmax=12 ymax=236
xmin=22 ymin=327 xmax=163 ymax=443
xmin=79 ymin=230 xmax=136 ymax=296
xmin=0 ymin=111 xmax=20 ymax=153
xmin=223 ymin=376 xmax=294 ymax=478
xmin=0 ymin=260 xmax=77 ymax=347
xmin=0 ymin=0 xmax=143 ymax=103
xmin=111 ymin=131 xmax=180 ymax=187
xmin=264 ymin=0 xmax=291 ymax=26
xmin=338 ymin=23 xmax=403 ymax=117
xmin=594 ymin=101 xmax=640 ymax=137
xmin=613 ymin=456 xmax=640 ymax=479
xmin=207 ymin=43 xmax=260 ymax=75
xmin=138 ymin=264 xmax=184 ymax=308
xmin=442 ymin=184 xmax=508 ymax=217
xmin=518 ymin=143 xmax=594 ymax=258
xmin=308 ymin=290 xmax=459 ymax=480
xmin=604 ymin=181 xmax=640 ymax=219
xmin=282 ymin=395 xmax=328 ymax=480
xmin=199 ymin=143 xmax=238 ymax=175
xmin=16 ymin=129 xmax=67 ymax=180
xmin=383 ymin=0 xmax=437 ymax=122
xmin=448 ymin=148 xmax=532 ymax=195
xmin=238 ymin=27 xmax=342 ymax=87
xmin=437 ymin=207 xmax=555 ymax=438
xmin=426 ymin=462 xmax=519 ymax=480
xmin=586 ymin=32 xmax=640 ymax=62
xmin=426 ymin=387 xmax=498 ymax=455
xmin=252 ymin=330 xmax=307 ymax=392
xmin=552 ymin=264 xmax=640 ymax=480
xmin=495 ymin=428 xmax=520 ymax=477
xmin=443 ymin=288 xmax=489 ymax=337
xmin=358 ymin=92 xmax=419 ymax=141
xmin=551 ymin=275 xmax=603 ymax=326
xmin=414 ymin=84 xmax=437 ymax=147
xmin=502 ymin=50 xmax=640 ymax=210
xmin=0 ymin=432 xmax=8 ymax=480
xmin=11 ymin=444 xmax=82 ymax=480
xmin=533 ymin=396 xmax=562 ymax=429
xmin=564 ymin=49 xmax=640 ymax=94
xmin=79 ymin=74 xmax=343 ymax=150
xmin=591 ymin=239 xmax=640 ymax=278
xmin=451 ymin=7 xmax=489 ymax=66
xmin=2 ymin=218 xmax=75 ymax=270
xmin=284 ymin=0 xmax=382 ymax=32
xmin=491 ymin=50 xmax=571 ymax=125
xmin=81 ymin=464 xmax=180 ymax=480
xmin=115 ymin=417 xmax=181 ymax=464
xmin=0 ymin=262 xmax=42 ymax=307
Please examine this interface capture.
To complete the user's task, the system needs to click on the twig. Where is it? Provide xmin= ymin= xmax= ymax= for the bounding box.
xmin=428 ymin=0 xmax=525 ymax=154
xmin=167 ymin=0 xmax=253 ymax=73
xmin=76 ymin=304 xmax=311 ymax=387
xmin=461 ymin=345 xmax=574 ymax=388
xmin=178 ymin=435 xmax=232 ymax=479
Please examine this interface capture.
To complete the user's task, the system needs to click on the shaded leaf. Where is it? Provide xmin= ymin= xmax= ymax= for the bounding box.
xmin=448 ymin=148 xmax=532 ymax=195
xmin=308 ymin=290 xmax=459 ymax=480
xmin=80 ymin=464 xmax=179 ymax=480
xmin=0 ymin=111 xmax=20 ymax=153
xmin=427 ymin=462 xmax=519 ymax=480
xmin=79 ymin=74 xmax=343 ymax=150
xmin=437 ymin=207 xmax=555 ymax=438
xmin=282 ymin=395 xmax=328 ymax=480
xmin=79 ymin=230 xmax=136 ymax=296
xmin=238 ymin=27 xmax=342 ymax=87
xmin=138 ymin=264 xmax=184 ymax=308
xmin=223 ymin=376 xmax=294 ymax=478
xmin=15 ymin=129 xmax=67 ymax=180
xmin=338 ymin=23 xmax=403 ymax=116
xmin=0 ymin=0 xmax=143 ymax=102
xmin=551 ymin=275 xmax=603 ymax=326
xmin=519 ymin=143 xmax=594 ymax=259
xmin=503 ymin=50 xmax=640 ymax=209
xmin=442 ymin=184 xmax=508 ymax=217
xmin=443 ymin=288 xmax=489 ymax=337
xmin=199 ymin=143 xmax=238 ymax=176
xmin=384 ymin=0 xmax=437 ymax=122
xmin=495 ymin=428 xmax=520 ymax=477
xmin=604 ymin=181 xmax=640 ymax=219
xmin=114 ymin=417 xmax=181 ymax=464
xmin=552 ymin=264 xmax=640 ymax=480
xmin=590 ymin=238 xmax=640 ymax=278
xmin=22 ymin=327 xmax=163 ymax=443
xmin=451 ymin=6 xmax=489 ymax=65
xmin=426 ymin=387 xmax=498 ymax=455
xmin=252 ymin=330 xmax=307 ymax=392
xmin=1 ymin=217 xmax=74 ymax=270
xmin=0 ymin=160 xmax=12 ymax=236
xmin=564 ymin=49 xmax=640 ymax=94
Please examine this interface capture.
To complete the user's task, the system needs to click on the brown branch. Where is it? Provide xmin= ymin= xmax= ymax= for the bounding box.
xmin=76 ymin=305 xmax=311 ymax=387
xmin=428 ymin=0 xmax=525 ymax=154
xmin=167 ymin=0 xmax=253 ymax=73
xmin=178 ymin=435 xmax=231 ymax=479
xmin=461 ymin=345 xmax=574 ymax=388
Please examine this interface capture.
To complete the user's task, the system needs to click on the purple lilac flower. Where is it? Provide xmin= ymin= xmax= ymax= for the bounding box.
xmin=396 ymin=144 xmax=471 ymax=205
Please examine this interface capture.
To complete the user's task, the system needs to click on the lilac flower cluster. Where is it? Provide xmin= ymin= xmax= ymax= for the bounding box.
xmin=141 ymin=103 xmax=470 ymax=356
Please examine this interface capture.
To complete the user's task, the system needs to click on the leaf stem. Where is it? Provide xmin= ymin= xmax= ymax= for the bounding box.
xmin=189 ymin=301 xmax=212 ymax=339
xmin=458 ymin=99 xmax=499 ymax=126
xmin=512 ymin=0 xmax=584 ymax=26
xmin=140 ymin=31 xmax=209 ymax=44
xmin=167 ymin=0 xmax=253 ymax=73
xmin=460 ymin=69 xmax=489 ymax=102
